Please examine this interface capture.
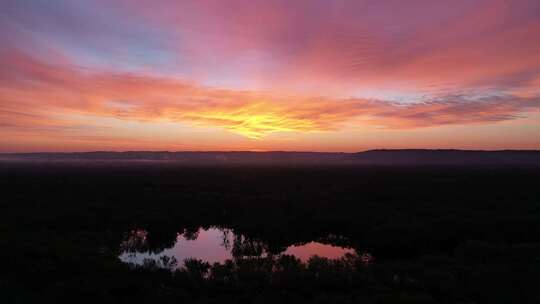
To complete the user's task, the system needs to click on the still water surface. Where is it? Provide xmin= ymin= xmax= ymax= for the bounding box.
xmin=119 ymin=227 xmax=369 ymax=269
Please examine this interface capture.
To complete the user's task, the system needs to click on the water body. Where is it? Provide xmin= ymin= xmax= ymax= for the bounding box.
xmin=119 ymin=227 xmax=371 ymax=270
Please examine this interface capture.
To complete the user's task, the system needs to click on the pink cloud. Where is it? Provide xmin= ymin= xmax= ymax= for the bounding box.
xmin=1 ymin=50 xmax=539 ymax=140
xmin=102 ymin=0 xmax=540 ymax=95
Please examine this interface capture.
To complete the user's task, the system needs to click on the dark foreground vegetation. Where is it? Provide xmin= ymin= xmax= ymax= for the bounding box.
xmin=1 ymin=160 xmax=540 ymax=303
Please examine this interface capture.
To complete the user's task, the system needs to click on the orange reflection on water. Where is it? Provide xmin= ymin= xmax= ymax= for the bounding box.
xmin=283 ymin=241 xmax=354 ymax=262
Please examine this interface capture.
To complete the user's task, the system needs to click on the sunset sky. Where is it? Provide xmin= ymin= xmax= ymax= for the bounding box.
xmin=1 ymin=0 xmax=540 ymax=152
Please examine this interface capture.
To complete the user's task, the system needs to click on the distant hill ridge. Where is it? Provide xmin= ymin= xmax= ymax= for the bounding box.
xmin=1 ymin=149 xmax=540 ymax=165
xmin=353 ymin=149 xmax=540 ymax=165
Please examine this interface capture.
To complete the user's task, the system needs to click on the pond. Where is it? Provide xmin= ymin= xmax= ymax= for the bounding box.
xmin=119 ymin=227 xmax=372 ymax=270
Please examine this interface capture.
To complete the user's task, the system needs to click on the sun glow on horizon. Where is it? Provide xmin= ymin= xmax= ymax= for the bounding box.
xmin=187 ymin=103 xmax=317 ymax=139
xmin=1 ymin=0 xmax=540 ymax=151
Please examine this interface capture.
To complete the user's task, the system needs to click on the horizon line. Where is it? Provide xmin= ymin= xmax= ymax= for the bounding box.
xmin=3 ymin=148 xmax=540 ymax=155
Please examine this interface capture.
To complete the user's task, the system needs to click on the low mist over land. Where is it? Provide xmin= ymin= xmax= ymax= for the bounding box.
xmin=2 ymin=149 xmax=540 ymax=166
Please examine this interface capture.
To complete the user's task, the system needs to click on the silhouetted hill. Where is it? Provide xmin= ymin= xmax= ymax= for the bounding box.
xmin=1 ymin=150 xmax=540 ymax=165
xmin=352 ymin=149 xmax=540 ymax=165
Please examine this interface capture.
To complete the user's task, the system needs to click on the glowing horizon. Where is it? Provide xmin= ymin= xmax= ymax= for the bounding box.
xmin=1 ymin=0 xmax=540 ymax=152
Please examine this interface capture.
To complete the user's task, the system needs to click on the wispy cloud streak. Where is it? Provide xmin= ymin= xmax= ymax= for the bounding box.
xmin=1 ymin=50 xmax=539 ymax=139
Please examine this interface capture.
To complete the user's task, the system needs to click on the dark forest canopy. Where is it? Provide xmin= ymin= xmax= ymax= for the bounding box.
xmin=2 ymin=163 xmax=540 ymax=303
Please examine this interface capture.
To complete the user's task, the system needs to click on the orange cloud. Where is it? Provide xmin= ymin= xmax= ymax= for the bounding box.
xmin=1 ymin=50 xmax=540 ymax=142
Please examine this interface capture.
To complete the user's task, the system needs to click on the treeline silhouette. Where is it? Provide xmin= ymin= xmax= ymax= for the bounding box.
xmin=1 ymin=161 xmax=540 ymax=303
